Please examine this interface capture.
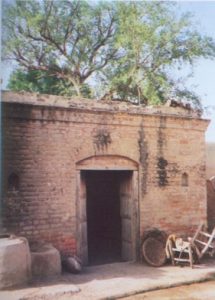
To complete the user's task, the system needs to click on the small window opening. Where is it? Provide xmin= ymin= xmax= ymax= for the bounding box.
xmin=8 ymin=173 xmax=19 ymax=192
xmin=181 ymin=173 xmax=189 ymax=187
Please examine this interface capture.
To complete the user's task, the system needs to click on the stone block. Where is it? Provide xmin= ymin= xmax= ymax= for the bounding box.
xmin=0 ymin=236 xmax=31 ymax=289
xmin=31 ymin=243 xmax=61 ymax=279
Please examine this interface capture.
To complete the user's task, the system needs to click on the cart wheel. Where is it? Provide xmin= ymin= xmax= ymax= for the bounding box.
xmin=142 ymin=237 xmax=167 ymax=267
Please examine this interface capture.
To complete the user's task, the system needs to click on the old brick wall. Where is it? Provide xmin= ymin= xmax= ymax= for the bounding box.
xmin=206 ymin=143 xmax=215 ymax=179
xmin=207 ymin=178 xmax=215 ymax=231
xmin=2 ymin=91 xmax=209 ymax=257
xmin=2 ymin=116 xmax=77 ymax=255
xmin=141 ymin=116 xmax=208 ymax=237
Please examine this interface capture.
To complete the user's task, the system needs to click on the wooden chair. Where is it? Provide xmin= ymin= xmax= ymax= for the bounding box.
xmin=189 ymin=223 xmax=215 ymax=261
xmin=166 ymin=236 xmax=193 ymax=268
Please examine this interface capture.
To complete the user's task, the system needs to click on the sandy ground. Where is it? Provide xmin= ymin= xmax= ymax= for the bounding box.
xmin=0 ymin=259 xmax=215 ymax=300
xmin=121 ymin=281 xmax=215 ymax=300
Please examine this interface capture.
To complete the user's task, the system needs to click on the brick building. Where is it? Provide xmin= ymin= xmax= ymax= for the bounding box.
xmin=1 ymin=91 xmax=209 ymax=265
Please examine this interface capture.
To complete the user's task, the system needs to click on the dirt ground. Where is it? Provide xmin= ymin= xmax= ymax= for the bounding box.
xmin=121 ymin=281 xmax=215 ymax=300
xmin=1 ymin=260 xmax=215 ymax=300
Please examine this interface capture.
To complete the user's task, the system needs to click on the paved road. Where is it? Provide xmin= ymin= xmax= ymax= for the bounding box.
xmin=121 ymin=281 xmax=215 ymax=300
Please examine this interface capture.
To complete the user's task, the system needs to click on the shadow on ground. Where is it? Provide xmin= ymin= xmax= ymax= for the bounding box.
xmin=1 ymin=259 xmax=215 ymax=300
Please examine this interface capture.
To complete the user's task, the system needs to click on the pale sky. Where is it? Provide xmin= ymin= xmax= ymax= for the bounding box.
xmin=177 ymin=1 xmax=215 ymax=142
xmin=1 ymin=1 xmax=215 ymax=142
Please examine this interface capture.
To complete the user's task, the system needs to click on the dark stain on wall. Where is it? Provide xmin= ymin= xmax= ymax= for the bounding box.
xmin=157 ymin=157 xmax=168 ymax=186
xmin=157 ymin=116 xmax=166 ymax=155
xmin=157 ymin=116 xmax=168 ymax=187
xmin=138 ymin=122 xmax=148 ymax=195
xmin=93 ymin=128 xmax=112 ymax=151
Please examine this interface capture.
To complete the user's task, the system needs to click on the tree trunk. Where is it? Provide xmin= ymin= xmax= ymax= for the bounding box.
xmin=67 ymin=76 xmax=82 ymax=97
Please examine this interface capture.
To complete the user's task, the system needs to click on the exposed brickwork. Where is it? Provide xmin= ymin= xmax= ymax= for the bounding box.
xmin=2 ymin=91 xmax=209 ymax=258
xmin=206 ymin=143 xmax=215 ymax=179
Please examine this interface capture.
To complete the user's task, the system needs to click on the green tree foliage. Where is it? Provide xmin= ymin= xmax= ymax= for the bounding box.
xmin=7 ymin=69 xmax=92 ymax=97
xmin=3 ymin=0 xmax=215 ymax=107
xmin=3 ymin=0 xmax=118 ymax=97
xmin=101 ymin=1 xmax=215 ymax=106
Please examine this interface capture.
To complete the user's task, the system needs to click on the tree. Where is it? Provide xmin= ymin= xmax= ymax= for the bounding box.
xmin=3 ymin=0 xmax=215 ymax=108
xmin=3 ymin=0 xmax=118 ymax=97
xmin=100 ymin=1 xmax=215 ymax=107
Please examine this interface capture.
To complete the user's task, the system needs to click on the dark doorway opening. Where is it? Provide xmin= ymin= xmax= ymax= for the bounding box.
xmin=85 ymin=170 xmax=129 ymax=265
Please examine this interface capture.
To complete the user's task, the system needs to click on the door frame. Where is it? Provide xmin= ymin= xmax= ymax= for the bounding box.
xmin=76 ymin=155 xmax=139 ymax=265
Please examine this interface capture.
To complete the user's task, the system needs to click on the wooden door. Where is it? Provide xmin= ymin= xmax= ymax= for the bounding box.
xmin=76 ymin=171 xmax=88 ymax=265
xmin=120 ymin=171 xmax=139 ymax=261
xmin=120 ymin=172 xmax=133 ymax=261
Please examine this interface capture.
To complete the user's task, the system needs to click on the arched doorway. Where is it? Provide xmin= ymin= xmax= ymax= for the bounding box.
xmin=76 ymin=155 xmax=139 ymax=265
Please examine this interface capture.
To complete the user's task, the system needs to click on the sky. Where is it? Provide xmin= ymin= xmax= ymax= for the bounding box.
xmin=1 ymin=1 xmax=215 ymax=142
xmin=176 ymin=1 xmax=215 ymax=142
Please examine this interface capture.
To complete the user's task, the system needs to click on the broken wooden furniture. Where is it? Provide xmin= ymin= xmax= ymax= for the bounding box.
xmin=189 ymin=223 xmax=215 ymax=262
xmin=166 ymin=223 xmax=215 ymax=268
xmin=142 ymin=228 xmax=167 ymax=267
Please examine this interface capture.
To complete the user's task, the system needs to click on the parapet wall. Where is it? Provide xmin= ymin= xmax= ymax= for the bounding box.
xmin=3 ymin=91 xmax=202 ymax=118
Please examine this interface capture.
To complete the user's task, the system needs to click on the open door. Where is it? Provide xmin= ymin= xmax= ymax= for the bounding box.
xmin=85 ymin=171 xmax=121 ymax=265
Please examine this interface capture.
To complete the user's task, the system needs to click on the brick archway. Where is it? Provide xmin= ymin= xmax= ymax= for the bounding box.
xmin=76 ymin=155 xmax=138 ymax=171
